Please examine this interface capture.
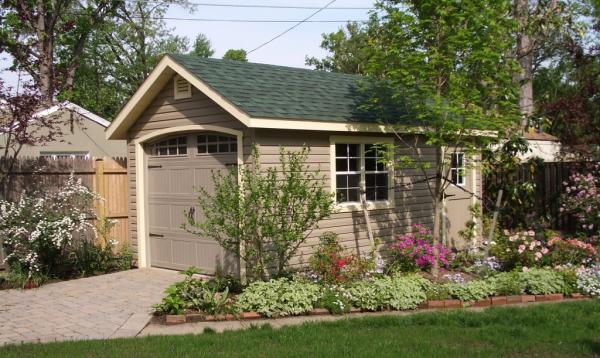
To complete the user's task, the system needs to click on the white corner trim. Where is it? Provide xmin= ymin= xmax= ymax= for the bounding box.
xmin=133 ymin=124 xmax=244 ymax=269
xmin=329 ymin=135 xmax=395 ymax=212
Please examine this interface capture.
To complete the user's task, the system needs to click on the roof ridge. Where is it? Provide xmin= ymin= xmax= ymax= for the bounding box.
xmin=168 ymin=53 xmax=361 ymax=80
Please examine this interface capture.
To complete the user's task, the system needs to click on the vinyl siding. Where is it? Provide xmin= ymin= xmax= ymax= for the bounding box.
xmin=253 ymin=129 xmax=438 ymax=266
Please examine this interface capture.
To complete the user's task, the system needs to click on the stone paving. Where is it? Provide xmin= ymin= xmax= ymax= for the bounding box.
xmin=0 ymin=268 xmax=180 ymax=346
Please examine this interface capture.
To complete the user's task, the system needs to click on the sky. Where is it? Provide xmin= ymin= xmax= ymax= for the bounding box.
xmin=0 ymin=0 xmax=375 ymax=87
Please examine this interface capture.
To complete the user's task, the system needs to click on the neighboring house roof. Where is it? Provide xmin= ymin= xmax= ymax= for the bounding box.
xmin=169 ymin=54 xmax=366 ymax=123
xmin=523 ymin=131 xmax=559 ymax=142
xmin=36 ymin=101 xmax=111 ymax=127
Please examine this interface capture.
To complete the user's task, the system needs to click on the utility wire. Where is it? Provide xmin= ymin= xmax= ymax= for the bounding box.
xmin=247 ymin=0 xmax=338 ymax=54
xmin=123 ymin=0 xmax=372 ymax=10
xmin=144 ymin=17 xmax=365 ymax=22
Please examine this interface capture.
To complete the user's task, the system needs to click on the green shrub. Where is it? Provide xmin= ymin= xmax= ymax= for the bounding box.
xmin=348 ymin=274 xmax=428 ymax=311
xmin=235 ymin=277 xmax=320 ymax=317
xmin=489 ymin=272 xmax=525 ymax=296
xmin=520 ymin=268 xmax=566 ymax=295
xmin=556 ymin=268 xmax=579 ymax=295
xmin=154 ymin=267 xmax=234 ymax=315
xmin=424 ymin=283 xmax=451 ymax=301
xmin=308 ymin=232 xmax=375 ymax=284
xmin=187 ymin=145 xmax=335 ymax=282
xmin=319 ymin=286 xmax=352 ymax=314
xmin=446 ymin=280 xmax=496 ymax=303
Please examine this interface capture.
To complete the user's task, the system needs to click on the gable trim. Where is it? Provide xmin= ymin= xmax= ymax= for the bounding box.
xmin=106 ymin=55 xmax=251 ymax=140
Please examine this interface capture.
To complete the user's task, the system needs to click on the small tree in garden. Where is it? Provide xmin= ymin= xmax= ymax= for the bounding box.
xmin=355 ymin=0 xmax=520 ymax=276
xmin=0 ymin=80 xmax=64 ymax=200
xmin=186 ymin=145 xmax=335 ymax=282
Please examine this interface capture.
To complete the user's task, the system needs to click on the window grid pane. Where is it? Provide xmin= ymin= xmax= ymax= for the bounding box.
xmin=335 ymin=143 xmax=361 ymax=203
xmin=197 ymin=134 xmax=237 ymax=154
xmin=150 ymin=136 xmax=187 ymax=156
xmin=335 ymin=143 xmax=389 ymax=204
xmin=450 ymin=153 xmax=465 ymax=185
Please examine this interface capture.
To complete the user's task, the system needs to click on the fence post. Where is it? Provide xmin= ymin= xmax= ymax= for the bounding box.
xmin=94 ymin=158 xmax=106 ymax=218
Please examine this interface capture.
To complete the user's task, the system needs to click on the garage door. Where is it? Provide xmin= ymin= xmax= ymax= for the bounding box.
xmin=146 ymin=133 xmax=238 ymax=274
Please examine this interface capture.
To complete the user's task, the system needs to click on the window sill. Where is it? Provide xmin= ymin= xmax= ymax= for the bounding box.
xmin=335 ymin=200 xmax=395 ymax=213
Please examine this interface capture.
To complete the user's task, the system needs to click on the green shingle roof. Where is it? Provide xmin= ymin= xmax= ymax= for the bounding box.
xmin=169 ymin=54 xmax=378 ymax=123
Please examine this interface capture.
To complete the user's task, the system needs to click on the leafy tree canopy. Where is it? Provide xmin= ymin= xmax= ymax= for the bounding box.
xmin=191 ymin=33 xmax=215 ymax=58
xmin=223 ymin=49 xmax=248 ymax=62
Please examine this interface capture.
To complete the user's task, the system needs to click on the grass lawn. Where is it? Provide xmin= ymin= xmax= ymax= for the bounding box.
xmin=2 ymin=300 xmax=600 ymax=358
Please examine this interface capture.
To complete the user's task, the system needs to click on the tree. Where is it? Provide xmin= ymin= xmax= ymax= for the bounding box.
xmin=186 ymin=146 xmax=335 ymax=282
xmin=361 ymin=0 xmax=520 ymax=275
xmin=64 ymin=0 xmax=191 ymax=119
xmin=533 ymin=1 xmax=600 ymax=158
xmin=191 ymin=34 xmax=214 ymax=58
xmin=0 ymin=81 xmax=64 ymax=199
xmin=0 ymin=0 xmax=118 ymax=100
xmin=305 ymin=21 xmax=373 ymax=74
xmin=223 ymin=49 xmax=247 ymax=62
xmin=514 ymin=0 xmax=564 ymax=130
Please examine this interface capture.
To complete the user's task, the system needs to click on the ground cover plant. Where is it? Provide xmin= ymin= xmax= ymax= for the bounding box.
xmin=3 ymin=300 xmax=600 ymax=358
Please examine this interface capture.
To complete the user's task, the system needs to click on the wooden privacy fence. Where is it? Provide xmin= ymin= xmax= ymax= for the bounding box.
xmin=485 ymin=161 xmax=595 ymax=230
xmin=1 ymin=157 xmax=129 ymax=269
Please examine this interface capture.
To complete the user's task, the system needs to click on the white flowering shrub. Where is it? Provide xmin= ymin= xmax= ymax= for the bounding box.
xmin=577 ymin=266 xmax=600 ymax=297
xmin=0 ymin=175 xmax=99 ymax=278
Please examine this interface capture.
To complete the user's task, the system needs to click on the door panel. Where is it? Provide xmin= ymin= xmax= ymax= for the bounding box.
xmin=146 ymin=133 xmax=238 ymax=275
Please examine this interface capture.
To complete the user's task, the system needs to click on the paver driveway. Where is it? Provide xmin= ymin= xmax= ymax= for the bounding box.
xmin=0 ymin=268 xmax=180 ymax=345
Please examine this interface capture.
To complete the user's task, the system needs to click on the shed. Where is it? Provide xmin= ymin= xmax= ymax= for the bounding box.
xmin=106 ymin=55 xmax=482 ymax=274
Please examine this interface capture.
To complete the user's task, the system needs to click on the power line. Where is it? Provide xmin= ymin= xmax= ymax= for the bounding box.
xmin=144 ymin=17 xmax=364 ymax=23
xmin=247 ymin=0 xmax=339 ymax=54
xmin=123 ymin=0 xmax=373 ymax=10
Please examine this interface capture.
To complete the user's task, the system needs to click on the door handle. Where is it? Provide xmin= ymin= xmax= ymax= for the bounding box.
xmin=149 ymin=233 xmax=164 ymax=237
xmin=148 ymin=165 xmax=162 ymax=169
xmin=187 ymin=207 xmax=195 ymax=221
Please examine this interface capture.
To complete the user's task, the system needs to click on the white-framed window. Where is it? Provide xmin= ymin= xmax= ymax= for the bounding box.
xmin=40 ymin=151 xmax=89 ymax=160
xmin=197 ymin=134 xmax=237 ymax=154
xmin=149 ymin=136 xmax=187 ymax=156
xmin=330 ymin=136 xmax=394 ymax=211
xmin=173 ymin=75 xmax=192 ymax=99
xmin=450 ymin=152 xmax=465 ymax=186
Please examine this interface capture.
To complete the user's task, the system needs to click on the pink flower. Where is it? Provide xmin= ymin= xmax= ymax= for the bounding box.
xmin=541 ymin=248 xmax=549 ymax=254
xmin=518 ymin=245 xmax=526 ymax=254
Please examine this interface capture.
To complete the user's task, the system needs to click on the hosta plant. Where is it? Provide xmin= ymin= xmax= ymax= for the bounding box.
xmin=348 ymin=274 xmax=428 ymax=311
xmin=520 ymin=268 xmax=567 ymax=295
xmin=235 ymin=277 xmax=320 ymax=317
xmin=445 ymin=279 xmax=496 ymax=303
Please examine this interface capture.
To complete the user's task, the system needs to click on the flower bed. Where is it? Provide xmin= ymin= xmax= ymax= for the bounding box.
xmin=154 ymin=266 xmax=595 ymax=325
xmin=153 ymin=225 xmax=600 ymax=325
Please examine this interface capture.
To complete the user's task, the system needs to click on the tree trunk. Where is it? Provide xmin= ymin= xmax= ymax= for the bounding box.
xmin=516 ymin=0 xmax=534 ymax=130
xmin=431 ymin=145 xmax=445 ymax=278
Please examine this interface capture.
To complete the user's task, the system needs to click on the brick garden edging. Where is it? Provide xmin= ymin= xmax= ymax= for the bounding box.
xmin=161 ymin=293 xmax=588 ymax=325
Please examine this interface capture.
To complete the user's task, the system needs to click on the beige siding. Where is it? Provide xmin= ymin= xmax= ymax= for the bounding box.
xmin=253 ymin=129 xmax=438 ymax=266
